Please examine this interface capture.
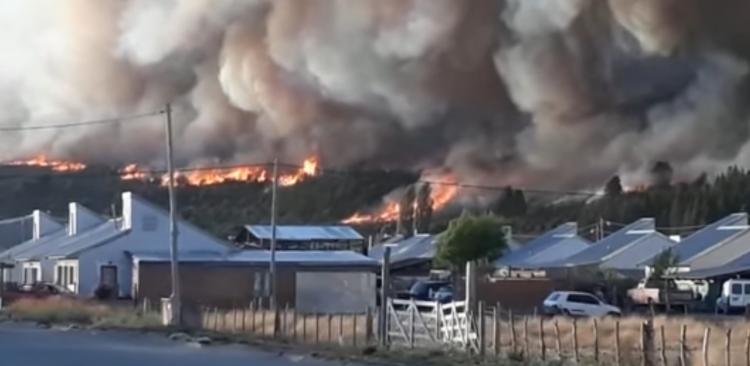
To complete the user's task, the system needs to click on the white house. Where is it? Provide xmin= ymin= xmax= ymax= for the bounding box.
xmin=0 ymin=192 xmax=230 ymax=298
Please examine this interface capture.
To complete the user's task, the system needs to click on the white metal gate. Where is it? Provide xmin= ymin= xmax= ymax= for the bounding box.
xmin=386 ymin=298 xmax=478 ymax=350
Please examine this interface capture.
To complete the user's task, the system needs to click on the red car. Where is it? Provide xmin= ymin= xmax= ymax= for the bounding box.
xmin=2 ymin=283 xmax=74 ymax=304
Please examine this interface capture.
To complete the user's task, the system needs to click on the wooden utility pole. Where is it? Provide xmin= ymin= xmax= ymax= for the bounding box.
xmin=164 ymin=103 xmax=181 ymax=326
xmin=270 ymin=158 xmax=280 ymax=335
xmin=379 ymin=247 xmax=391 ymax=347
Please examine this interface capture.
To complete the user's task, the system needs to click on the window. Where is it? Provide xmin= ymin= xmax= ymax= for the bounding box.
xmin=568 ymin=294 xmax=600 ymax=305
xmin=732 ymin=284 xmax=742 ymax=295
xmin=546 ymin=293 xmax=560 ymax=301
xmin=56 ymin=264 xmax=76 ymax=291
xmin=744 ymin=284 xmax=750 ymax=295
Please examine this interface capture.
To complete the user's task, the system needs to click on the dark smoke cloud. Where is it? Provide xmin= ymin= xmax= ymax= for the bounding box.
xmin=2 ymin=0 xmax=750 ymax=189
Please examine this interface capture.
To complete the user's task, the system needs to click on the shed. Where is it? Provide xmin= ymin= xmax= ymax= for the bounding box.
xmin=131 ymin=250 xmax=378 ymax=313
xmin=234 ymin=225 xmax=365 ymax=251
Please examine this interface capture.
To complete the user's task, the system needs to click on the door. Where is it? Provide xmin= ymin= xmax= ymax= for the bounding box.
xmin=729 ymin=282 xmax=743 ymax=308
xmin=99 ymin=265 xmax=118 ymax=297
xmin=567 ymin=294 xmax=604 ymax=316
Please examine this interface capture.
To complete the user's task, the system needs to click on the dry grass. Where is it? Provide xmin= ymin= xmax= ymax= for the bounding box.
xmin=5 ymin=297 xmax=161 ymax=329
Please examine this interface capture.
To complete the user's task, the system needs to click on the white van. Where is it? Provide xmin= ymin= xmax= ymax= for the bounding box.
xmin=716 ymin=279 xmax=750 ymax=314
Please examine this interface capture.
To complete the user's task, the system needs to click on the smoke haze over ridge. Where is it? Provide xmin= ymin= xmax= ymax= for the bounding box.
xmin=2 ymin=0 xmax=750 ymax=190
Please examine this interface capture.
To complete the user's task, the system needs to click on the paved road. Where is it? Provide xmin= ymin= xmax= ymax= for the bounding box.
xmin=0 ymin=323 xmax=354 ymax=366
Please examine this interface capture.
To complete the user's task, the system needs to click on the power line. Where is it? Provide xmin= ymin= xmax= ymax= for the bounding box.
xmin=0 ymin=110 xmax=166 ymax=132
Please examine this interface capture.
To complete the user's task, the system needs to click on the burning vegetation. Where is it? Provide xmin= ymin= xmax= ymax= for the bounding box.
xmin=7 ymin=155 xmax=87 ymax=172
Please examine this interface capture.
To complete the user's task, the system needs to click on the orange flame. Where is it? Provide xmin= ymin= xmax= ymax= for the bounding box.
xmin=342 ymin=178 xmax=458 ymax=225
xmin=119 ymin=156 xmax=319 ymax=187
xmin=6 ymin=155 xmax=87 ymax=172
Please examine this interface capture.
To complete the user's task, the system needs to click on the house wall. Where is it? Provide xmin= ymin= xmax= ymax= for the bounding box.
xmin=134 ymin=262 xmax=296 ymax=308
xmin=295 ymin=271 xmax=375 ymax=313
xmin=73 ymin=193 xmax=229 ymax=297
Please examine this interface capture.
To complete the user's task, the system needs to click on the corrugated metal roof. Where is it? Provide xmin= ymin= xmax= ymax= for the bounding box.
xmin=494 ymin=223 xmax=590 ymax=268
xmin=672 ymin=213 xmax=748 ymax=264
xmin=245 ymin=225 xmax=363 ymax=241
xmin=0 ymin=228 xmax=67 ymax=261
xmin=601 ymin=232 xmax=676 ymax=270
xmin=368 ymin=234 xmax=437 ymax=265
xmin=544 ymin=218 xmax=656 ymax=267
xmin=131 ymin=250 xmax=377 ymax=267
xmin=43 ymin=220 xmax=126 ymax=259
xmin=684 ymin=229 xmax=750 ymax=270
xmin=0 ymin=215 xmax=34 ymax=251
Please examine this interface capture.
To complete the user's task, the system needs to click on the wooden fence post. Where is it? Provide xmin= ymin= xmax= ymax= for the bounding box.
xmin=409 ymin=305 xmax=415 ymax=349
xmin=353 ymin=313 xmax=359 ymax=348
xmin=594 ymin=319 xmax=600 ymax=363
xmin=554 ymin=319 xmax=562 ymax=359
xmin=523 ymin=316 xmax=530 ymax=359
xmin=478 ymin=301 xmax=486 ymax=357
xmin=292 ymin=308 xmax=298 ymax=341
xmin=509 ymin=310 xmax=517 ymax=353
xmin=744 ymin=329 xmax=750 ymax=366
xmin=435 ymin=302 xmax=442 ymax=343
xmin=262 ymin=307 xmax=267 ymax=337
xmin=284 ymin=304 xmax=290 ymax=337
xmin=573 ymin=318 xmax=579 ymax=364
xmin=315 ymin=313 xmax=321 ymax=345
xmin=212 ymin=307 xmax=219 ymax=331
xmin=680 ymin=324 xmax=687 ymax=366
xmin=643 ymin=321 xmax=655 ymax=366
xmin=242 ymin=307 xmax=247 ymax=332
xmin=616 ymin=321 xmax=621 ymax=366
xmin=539 ymin=317 xmax=546 ymax=361
xmin=302 ymin=314 xmax=308 ymax=344
xmin=493 ymin=305 xmax=500 ymax=356
xmin=251 ymin=303 xmax=257 ymax=333
xmin=365 ymin=307 xmax=373 ymax=345
xmin=232 ymin=308 xmax=238 ymax=333
xmin=727 ymin=329 xmax=733 ymax=366
xmin=660 ymin=325 xmax=667 ymax=366
xmin=327 ymin=314 xmax=333 ymax=344
xmin=338 ymin=313 xmax=344 ymax=346
xmin=703 ymin=327 xmax=711 ymax=366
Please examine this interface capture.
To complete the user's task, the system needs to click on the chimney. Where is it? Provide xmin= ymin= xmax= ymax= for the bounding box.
xmin=32 ymin=210 xmax=63 ymax=240
xmin=122 ymin=192 xmax=133 ymax=230
xmin=68 ymin=202 xmax=105 ymax=236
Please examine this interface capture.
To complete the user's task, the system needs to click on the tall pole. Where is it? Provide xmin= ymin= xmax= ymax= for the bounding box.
xmin=270 ymin=158 xmax=280 ymax=335
xmin=165 ymin=103 xmax=181 ymax=325
xmin=269 ymin=158 xmax=279 ymax=307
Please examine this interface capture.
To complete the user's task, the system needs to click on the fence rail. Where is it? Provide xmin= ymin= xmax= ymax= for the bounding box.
xmin=191 ymin=298 xmax=750 ymax=366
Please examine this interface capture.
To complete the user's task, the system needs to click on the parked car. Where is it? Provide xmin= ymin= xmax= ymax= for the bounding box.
xmin=627 ymin=278 xmax=700 ymax=311
xmin=399 ymin=280 xmax=451 ymax=302
xmin=543 ymin=291 xmax=621 ymax=317
xmin=716 ymin=279 xmax=750 ymax=314
xmin=2 ymin=282 xmax=74 ymax=304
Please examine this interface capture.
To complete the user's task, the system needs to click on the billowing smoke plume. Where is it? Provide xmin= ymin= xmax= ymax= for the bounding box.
xmin=2 ymin=0 xmax=750 ymax=189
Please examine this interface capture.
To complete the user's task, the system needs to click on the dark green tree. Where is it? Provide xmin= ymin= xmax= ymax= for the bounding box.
xmin=436 ymin=213 xmax=508 ymax=268
xmin=414 ymin=183 xmax=433 ymax=234
xmin=650 ymin=249 xmax=679 ymax=280
xmin=397 ymin=185 xmax=416 ymax=237
xmin=605 ymin=176 xmax=623 ymax=197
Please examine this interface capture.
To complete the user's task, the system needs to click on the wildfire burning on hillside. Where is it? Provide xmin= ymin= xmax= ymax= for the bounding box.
xmin=121 ymin=156 xmax=320 ymax=187
xmin=6 ymin=155 xmax=87 ymax=172
xmin=342 ymin=177 xmax=459 ymax=225
xmin=3 ymin=154 xmax=320 ymax=187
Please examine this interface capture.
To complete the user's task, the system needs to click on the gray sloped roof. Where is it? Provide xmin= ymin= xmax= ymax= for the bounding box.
xmin=44 ymin=220 xmax=127 ymax=259
xmin=0 ymin=229 xmax=67 ymax=261
xmin=494 ymin=223 xmax=590 ymax=268
xmin=0 ymin=215 xmax=34 ymax=251
xmin=369 ymin=234 xmax=437 ymax=266
xmin=675 ymin=250 xmax=750 ymax=279
xmin=672 ymin=213 xmax=748 ymax=264
xmin=543 ymin=218 xmax=656 ymax=267
xmin=244 ymin=225 xmax=363 ymax=241
xmin=131 ymin=250 xmax=377 ymax=268
xmin=601 ymin=232 xmax=676 ymax=271
xmin=684 ymin=228 xmax=750 ymax=270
